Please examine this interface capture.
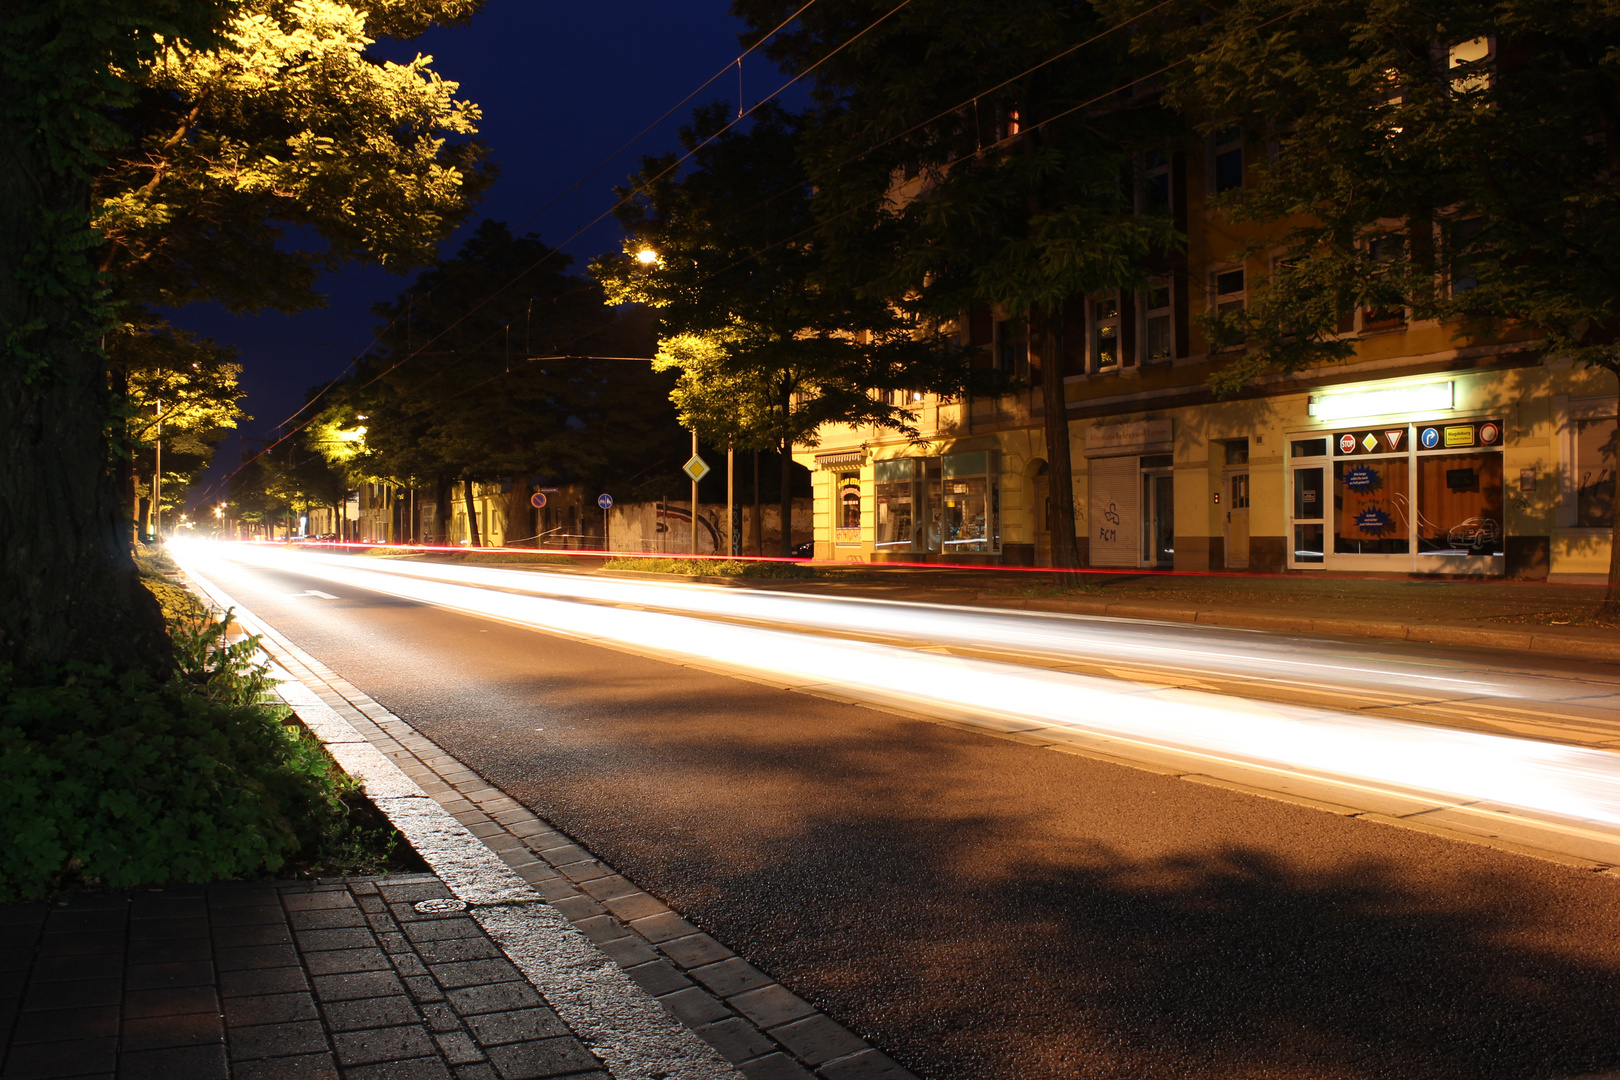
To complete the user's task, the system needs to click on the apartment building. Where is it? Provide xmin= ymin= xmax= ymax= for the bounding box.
xmin=796 ymin=128 xmax=1616 ymax=579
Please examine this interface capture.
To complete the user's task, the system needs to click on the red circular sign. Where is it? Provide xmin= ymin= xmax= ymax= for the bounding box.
xmin=1479 ymin=422 xmax=1500 ymax=445
xmin=1339 ymin=433 xmax=1357 ymax=454
xmin=530 ymin=492 xmax=547 ymax=509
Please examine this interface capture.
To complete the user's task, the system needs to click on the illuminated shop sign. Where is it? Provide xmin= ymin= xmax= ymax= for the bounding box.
xmin=1309 ymin=381 xmax=1453 ymax=422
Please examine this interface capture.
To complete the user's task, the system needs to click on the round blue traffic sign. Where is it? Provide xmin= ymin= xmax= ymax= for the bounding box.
xmin=1420 ymin=426 xmax=1440 ymax=449
xmin=530 ymin=491 xmax=547 ymax=509
xmin=597 ymin=493 xmax=613 ymax=510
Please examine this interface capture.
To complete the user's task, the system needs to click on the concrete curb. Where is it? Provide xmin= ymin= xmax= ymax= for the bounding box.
xmin=981 ymin=594 xmax=1620 ymax=663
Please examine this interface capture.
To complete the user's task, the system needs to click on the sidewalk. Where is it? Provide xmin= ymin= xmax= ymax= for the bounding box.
xmin=1 ymin=876 xmax=610 ymax=1080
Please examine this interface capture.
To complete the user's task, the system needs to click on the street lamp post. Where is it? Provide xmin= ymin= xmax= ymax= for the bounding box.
xmin=153 ymin=398 xmax=162 ymax=546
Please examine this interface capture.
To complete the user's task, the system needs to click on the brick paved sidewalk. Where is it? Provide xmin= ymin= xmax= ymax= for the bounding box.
xmin=0 ymin=875 xmax=608 ymax=1080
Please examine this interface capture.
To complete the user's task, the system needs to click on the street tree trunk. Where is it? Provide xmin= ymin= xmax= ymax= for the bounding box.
xmin=780 ymin=438 xmax=795 ymax=558
xmin=504 ymin=474 xmax=531 ymax=547
xmin=0 ymin=109 xmax=168 ymax=674
xmin=461 ymin=478 xmax=482 ymax=547
xmin=1041 ymin=303 xmax=1082 ymax=570
xmin=433 ymin=475 xmax=452 ymax=544
xmin=1601 ymin=379 xmax=1620 ymax=622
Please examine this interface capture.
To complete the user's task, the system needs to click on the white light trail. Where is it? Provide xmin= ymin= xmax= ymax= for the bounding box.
xmin=176 ymin=541 xmax=1620 ymax=834
xmin=199 ymin=545 xmax=1598 ymax=705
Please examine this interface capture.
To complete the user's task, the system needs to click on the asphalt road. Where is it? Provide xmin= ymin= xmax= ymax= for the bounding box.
xmin=189 ymin=547 xmax=1620 ymax=1080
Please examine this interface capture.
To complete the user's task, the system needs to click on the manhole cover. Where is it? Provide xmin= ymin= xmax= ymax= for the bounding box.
xmin=414 ymin=898 xmax=468 ymax=913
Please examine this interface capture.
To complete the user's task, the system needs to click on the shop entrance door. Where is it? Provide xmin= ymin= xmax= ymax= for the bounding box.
xmin=1142 ymin=468 xmax=1174 ymax=567
xmin=1224 ymin=470 xmax=1250 ymax=568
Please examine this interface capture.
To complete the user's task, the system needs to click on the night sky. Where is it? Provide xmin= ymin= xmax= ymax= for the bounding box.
xmin=178 ymin=0 xmax=793 ymax=506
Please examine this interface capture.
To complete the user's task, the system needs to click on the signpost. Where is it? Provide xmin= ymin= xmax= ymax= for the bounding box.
xmin=598 ymin=493 xmax=612 ymax=552
xmin=530 ymin=491 xmax=548 ymax=509
xmin=684 ymin=435 xmax=708 ymax=555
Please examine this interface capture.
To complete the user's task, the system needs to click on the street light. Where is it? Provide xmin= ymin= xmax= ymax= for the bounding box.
xmin=636 ymin=248 xmax=659 ymax=266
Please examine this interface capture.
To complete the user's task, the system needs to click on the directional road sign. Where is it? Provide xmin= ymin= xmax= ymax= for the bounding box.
xmin=598 ymin=493 xmax=613 ymax=510
xmin=682 ymin=454 xmax=711 ymax=483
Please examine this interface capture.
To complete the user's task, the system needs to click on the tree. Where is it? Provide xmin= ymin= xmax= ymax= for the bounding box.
xmin=1136 ymin=0 xmax=1620 ymax=612
xmin=116 ymin=320 xmax=247 ymax=540
xmin=0 ymin=0 xmax=488 ymax=673
xmin=733 ymin=0 xmax=1182 ymax=567
xmin=594 ymin=103 xmax=971 ymax=556
xmin=325 ymin=220 xmax=686 ymax=545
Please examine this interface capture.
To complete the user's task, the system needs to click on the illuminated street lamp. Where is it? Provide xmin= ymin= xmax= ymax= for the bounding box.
xmin=636 ymin=247 xmax=659 ymax=266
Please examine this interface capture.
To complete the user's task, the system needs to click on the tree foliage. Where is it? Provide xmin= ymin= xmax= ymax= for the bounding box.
xmin=730 ymin=0 xmax=1183 ymax=565
xmin=266 ymin=221 xmax=687 ymax=541
xmin=593 ymin=103 xmax=969 ymax=554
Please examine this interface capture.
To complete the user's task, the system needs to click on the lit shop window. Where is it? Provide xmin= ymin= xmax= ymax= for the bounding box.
xmin=874 ymin=458 xmax=944 ymax=553
xmin=842 ymin=469 xmax=868 ymax=544
xmin=1414 ymin=420 xmax=1504 ymax=556
xmin=1332 ymin=428 xmax=1410 ymax=555
xmin=874 ymin=459 xmax=916 ymax=551
xmin=1144 ymin=281 xmax=1173 ymax=361
xmin=941 ymin=451 xmax=1000 ymax=553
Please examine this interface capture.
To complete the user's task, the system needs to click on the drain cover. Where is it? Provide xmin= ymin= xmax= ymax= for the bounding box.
xmin=414 ymin=897 xmax=468 ymax=913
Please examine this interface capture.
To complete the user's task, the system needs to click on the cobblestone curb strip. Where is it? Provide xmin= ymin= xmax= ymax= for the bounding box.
xmin=181 ymin=564 xmax=919 ymax=1080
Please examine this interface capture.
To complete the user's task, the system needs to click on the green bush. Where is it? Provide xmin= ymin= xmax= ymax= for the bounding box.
xmin=604 ymin=557 xmax=818 ymax=579
xmin=0 ymin=612 xmax=356 ymax=901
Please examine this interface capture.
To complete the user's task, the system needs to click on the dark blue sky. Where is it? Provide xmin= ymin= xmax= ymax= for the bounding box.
xmin=180 ymin=0 xmax=791 ymax=504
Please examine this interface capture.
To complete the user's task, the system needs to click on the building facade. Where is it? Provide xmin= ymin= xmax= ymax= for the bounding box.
xmin=796 ymin=132 xmax=1617 ymax=580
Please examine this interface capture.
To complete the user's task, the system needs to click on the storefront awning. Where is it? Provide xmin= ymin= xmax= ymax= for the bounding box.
xmin=814 ymin=450 xmax=865 ymax=469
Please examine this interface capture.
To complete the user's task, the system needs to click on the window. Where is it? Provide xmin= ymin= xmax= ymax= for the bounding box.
xmin=1213 ymin=268 xmax=1245 ymax=316
xmin=874 ymin=459 xmax=916 ymax=550
xmin=1143 ymin=281 xmax=1173 ymax=361
xmin=1094 ymin=295 xmax=1120 ymax=370
xmin=941 ymin=451 xmax=1000 ymax=553
xmin=1449 ymin=37 xmax=1492 ymax=95
xmin=1211 ymin=127 xmax=1243 ymax=193
xmin=1363 ymin=234 xmax=1406 ymax=329
xmin=997 ymin=324 xmax=1029 ymax=381
xmin=1576 ymin=415 xmax=1617 ymax=527
xmin=1142 ymin=149 xmax=1171 ymax=213
xmin=1446 ymin=218 xmax=1487 ymax=295
xmin=838 ymin=472 xmax=861 ymax=530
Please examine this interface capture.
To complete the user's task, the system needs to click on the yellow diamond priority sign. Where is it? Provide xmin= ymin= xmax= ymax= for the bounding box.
xmin=682 ymin=454 xmax=711 ymax=483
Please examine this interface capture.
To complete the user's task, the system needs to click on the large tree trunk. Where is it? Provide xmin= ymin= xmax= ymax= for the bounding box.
xmin=461 ymin=478 xmax=482 ymax=547
xmin=1601 ymin=380 xmax=1620 ymax=622
xmin=780 ymin=438 xmax=795 ymax=558
xmin=0 ymin=112 xmax=168 ymax=674
xmin=1041 ymin=302 xmax=1082 ymax=569
xmin=504 ymin=473 xmax=531 ymax=547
